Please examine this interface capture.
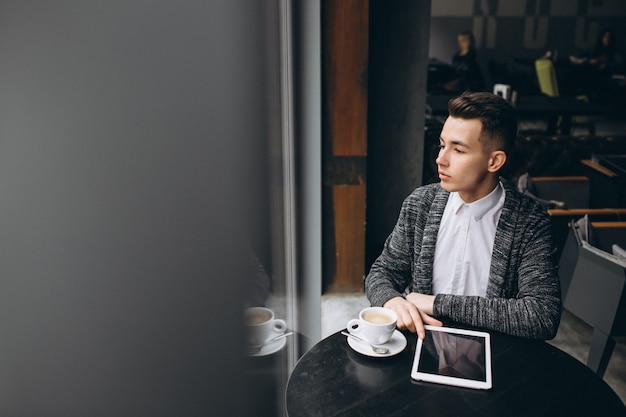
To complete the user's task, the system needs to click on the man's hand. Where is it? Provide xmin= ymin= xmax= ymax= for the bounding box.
xmin=406 ymin=292 xmax=435 ymax=315
xmin=383 ymin=295 xmax=443 ymax=339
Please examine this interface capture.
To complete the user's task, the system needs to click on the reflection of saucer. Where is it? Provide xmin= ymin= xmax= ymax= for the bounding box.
xmin=346 ymin=330 xmax=407 ymax=358
xmin=248 ymin=330 xmax=287 ymax=357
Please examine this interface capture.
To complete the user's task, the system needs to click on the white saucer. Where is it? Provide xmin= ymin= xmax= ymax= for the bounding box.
xmin=346 ymin=329 xmax=407 ymax=358
xmin=248 ymin=331 xmax=288 ymax=357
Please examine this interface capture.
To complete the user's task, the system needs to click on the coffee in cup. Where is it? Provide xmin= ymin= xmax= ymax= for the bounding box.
xmin=362 ymin=310 xmax=394 ymax=324
xmin=245 ymin=307 xmax=286 ymax=346
xmin=247 ymin=309 xmax=272 ymax=325
xmin=347 ymin=307 xmax=397 ymax=345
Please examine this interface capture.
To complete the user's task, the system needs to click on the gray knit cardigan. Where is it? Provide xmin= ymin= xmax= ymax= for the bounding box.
xmin=365 ymin=179 xmax=561 ymax=340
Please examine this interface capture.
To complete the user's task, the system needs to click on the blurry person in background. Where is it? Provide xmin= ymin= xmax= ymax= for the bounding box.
xmin=452 ymin=30 xmax=485 ymax=92
xmin=587 ymin=28 xmax=625 ymax=104
xmin=589 ymin=28 xmax=624 ymax=72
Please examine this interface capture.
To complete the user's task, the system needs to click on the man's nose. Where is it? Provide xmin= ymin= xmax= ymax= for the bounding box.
xmin=436 ymin=148 xmax=448 ymax=166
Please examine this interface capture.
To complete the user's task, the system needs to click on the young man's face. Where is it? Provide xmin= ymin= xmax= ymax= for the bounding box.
xmin=457 ymin=35 xmax=471 ymax=52
xmin=436 ymin=116 xmax=502 ymax=202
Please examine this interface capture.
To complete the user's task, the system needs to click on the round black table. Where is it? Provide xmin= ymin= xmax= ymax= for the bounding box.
xmin=286 ymin=329 xmax=626 ymax=417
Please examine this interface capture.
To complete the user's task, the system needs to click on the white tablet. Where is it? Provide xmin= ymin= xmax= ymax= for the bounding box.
xmin=411 ymin=325 xmax=492 ymax=390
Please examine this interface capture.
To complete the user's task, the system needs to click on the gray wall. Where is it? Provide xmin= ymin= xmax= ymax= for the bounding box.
xmin=366 ymin=1 xmax=432 ymax=269
xmin=294 ymin=0 xmax=322 ymax=352
xmin=0 ymin=1 xmax=268 ymax=415
xmin=430 ymin=0 xmax=626 ymax=85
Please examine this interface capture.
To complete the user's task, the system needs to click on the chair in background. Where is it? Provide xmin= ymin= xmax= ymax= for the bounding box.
xmin=559 ymin=217 xmax=626 ymax=377
xmin=581 ymin=158 xmax=625 ymax=208
xmin=523 ymin=176 xmax=590 ymax=209
xmin=518 ymin=175 xmax=590 ymax=254
xmin=549 ymin=209 xmax=626 ymax=260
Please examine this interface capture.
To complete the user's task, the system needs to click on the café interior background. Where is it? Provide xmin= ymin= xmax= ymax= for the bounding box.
xmin=430 ymin=0 xmax=626 ymax=71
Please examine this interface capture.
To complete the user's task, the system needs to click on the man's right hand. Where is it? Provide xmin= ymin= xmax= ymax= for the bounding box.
xmin=383 ymin=296 xmax=443 ymax=339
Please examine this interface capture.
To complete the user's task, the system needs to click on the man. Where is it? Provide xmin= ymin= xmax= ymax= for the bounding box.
xmin=365 ymin=92 xmax=561 ymax=340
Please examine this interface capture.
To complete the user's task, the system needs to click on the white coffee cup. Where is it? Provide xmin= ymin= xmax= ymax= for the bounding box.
xmin=347 ymin=307 xmax=397 ymax=345
xmin=245 ymin=307 xmax=286 ymax=346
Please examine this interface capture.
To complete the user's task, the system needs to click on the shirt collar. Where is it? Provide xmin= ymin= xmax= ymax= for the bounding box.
xmin=450 ymin=182 xmax=504 ymax=220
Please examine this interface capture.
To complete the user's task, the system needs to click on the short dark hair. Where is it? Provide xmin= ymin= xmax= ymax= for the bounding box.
xmin=447 ymin=92 xmax=517 ymax=154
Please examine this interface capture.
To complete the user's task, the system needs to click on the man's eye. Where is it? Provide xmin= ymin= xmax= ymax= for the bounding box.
xmin=454 ymin=148 xmax=464 ymax=153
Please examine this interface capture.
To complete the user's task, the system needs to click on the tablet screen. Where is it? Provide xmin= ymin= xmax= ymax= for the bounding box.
xmin=411 ymin=326 xmax=492 ymax=390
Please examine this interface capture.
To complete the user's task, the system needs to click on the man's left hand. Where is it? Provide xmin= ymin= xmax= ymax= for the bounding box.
xmin=405 ymin=293 xmax=436 ymax=316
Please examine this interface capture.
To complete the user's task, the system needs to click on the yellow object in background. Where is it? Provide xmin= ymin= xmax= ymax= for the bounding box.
xmin=535 ymin=58 xmax=560 ymax=97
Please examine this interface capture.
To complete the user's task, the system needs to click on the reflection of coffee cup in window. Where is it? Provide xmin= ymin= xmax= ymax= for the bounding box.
xmin=245 ymin=307 xmax=286 ymax=346
xmin=347 ymin=307 xmax=397 ymax=345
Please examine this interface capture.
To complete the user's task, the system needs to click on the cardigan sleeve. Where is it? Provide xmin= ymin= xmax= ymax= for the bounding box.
xmin=433 ymin=209 xmax=561 ymax=340
xmin=365 ymin=197 xmax=415 ymax=307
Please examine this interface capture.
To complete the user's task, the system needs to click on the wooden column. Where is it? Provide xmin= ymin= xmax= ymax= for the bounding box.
xmin=322 ymin=0 xmax=369 ymax=292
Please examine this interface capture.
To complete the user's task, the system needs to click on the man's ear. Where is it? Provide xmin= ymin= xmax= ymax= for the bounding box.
xmin=487 ymin=150 xmax=507 ymax=173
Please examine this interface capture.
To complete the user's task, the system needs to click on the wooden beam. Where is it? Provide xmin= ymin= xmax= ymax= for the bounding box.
xmin=322 ymin=0 xmax=369 ymax=292
xmin=331 ymin=185 xmax=367 ymax=291
xmin=532 ymin=176 xmax=589 ymax=182
xmin=581 ymin=160 xmax=618 ymax=178
xmin=591 ymin=222 xmax=626 ymax=229
xmin=324 ymin=0 xmax=369 ymax=157
xmin=548 ymin=208 xmax=626 ymax=216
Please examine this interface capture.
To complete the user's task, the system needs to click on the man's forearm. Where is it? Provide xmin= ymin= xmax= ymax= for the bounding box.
xmin=433 ymin=292 xmax=561 ymax=340
xmin=364 ymin=269 xmax=405 ymax=307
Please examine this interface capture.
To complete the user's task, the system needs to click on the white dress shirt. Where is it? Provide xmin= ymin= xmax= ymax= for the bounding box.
xmin=432 ymin=182 xmax=506 ymax=297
